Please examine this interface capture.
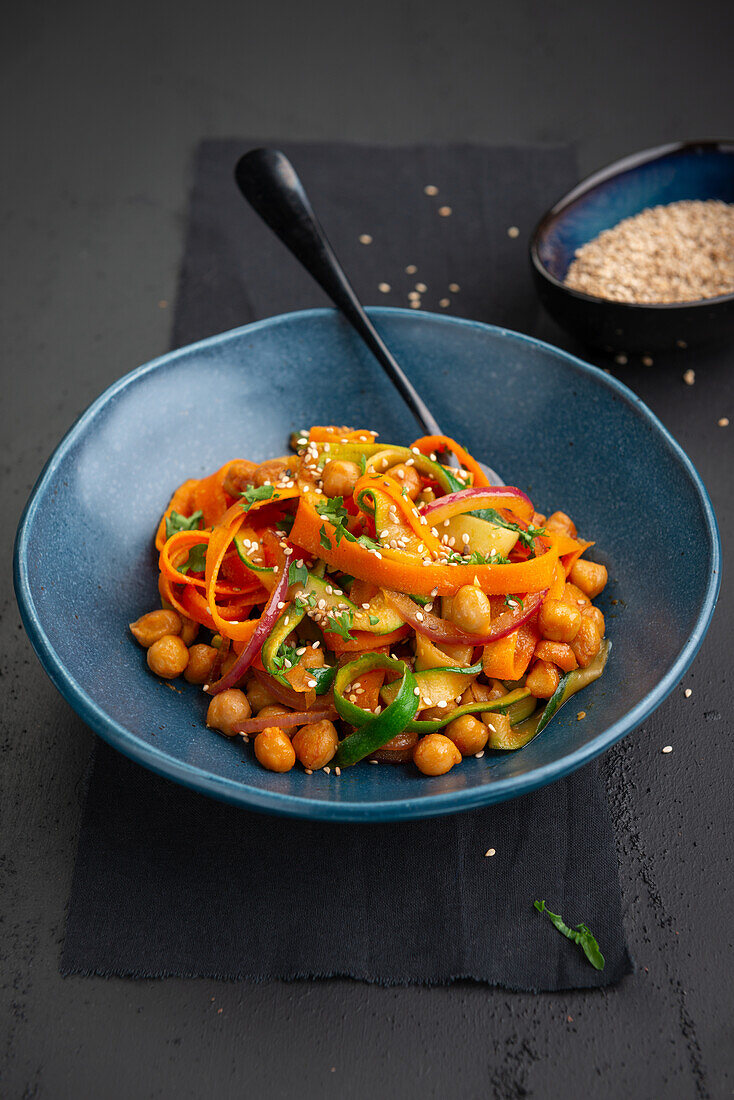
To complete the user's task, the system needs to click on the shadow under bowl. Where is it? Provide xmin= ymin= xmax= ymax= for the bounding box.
xmin=530 ymin=140 xmax=734 ymax=354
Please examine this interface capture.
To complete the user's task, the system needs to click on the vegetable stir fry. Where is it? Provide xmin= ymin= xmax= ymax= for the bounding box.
xmin=129 ymin=427 xmax=610 ymax=776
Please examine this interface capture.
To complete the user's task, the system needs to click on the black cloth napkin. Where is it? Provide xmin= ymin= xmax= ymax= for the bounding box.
xmin=61 ymin=140 xmax=632 ymax=989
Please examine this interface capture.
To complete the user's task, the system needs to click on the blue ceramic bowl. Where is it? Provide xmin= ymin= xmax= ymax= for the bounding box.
xmin=531 ymin=140 xmax=734 ymax=353
xmin=14 ymin=309 xmax=720 ymax=820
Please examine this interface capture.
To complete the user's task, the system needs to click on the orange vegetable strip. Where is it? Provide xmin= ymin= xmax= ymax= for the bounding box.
xmin=482 ymin=623 xmax=538 ymax=680
xmin=324 ymin=626 xmax=411 ymax=653
xmin=308 ymin=426 xmax=377 ymax=444
xmin=353 ymin=474 xmax=443 ymax=554
xmin=547 ymin=560 xmax=566 ymax=601
xmin=561 ymin=540 xmax=594 ymax=577
xmin=159 ymin=530 xmax=258 ymax=598
xmin=410 ymin=435 xmax=490 ymax=488
xmin=204 ymin=513 xmax=266 ymax=642
xmin=291 ymin=495 xmax=558 ymax=596
xmin=158 ymin=574 xmax=198 ymax=622
xmin=155 ymin=478 xmax=200 ymax=551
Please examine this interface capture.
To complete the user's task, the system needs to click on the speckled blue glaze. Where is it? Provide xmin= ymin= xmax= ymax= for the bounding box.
xmin=14 ymin=309 xmax=720 ymax=820
xmin=531 ymin=140 xmax=734 ymax=352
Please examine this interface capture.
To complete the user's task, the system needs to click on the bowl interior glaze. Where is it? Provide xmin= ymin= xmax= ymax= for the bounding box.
xmin=14 ymin=308 xmax=720 ymax=820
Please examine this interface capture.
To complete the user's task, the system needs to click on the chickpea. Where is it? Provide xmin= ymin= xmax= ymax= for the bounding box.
xmin=563 ymin=582 xmax=591 ymax=607
xmin=222 ymin=459 xmax=258 ymax=497
xmin=322 ymin=459 xmax=361 ymax=499
xmin=387 ymin=463 xmax=422 ymax=500
xmin=581 ymin=604 xmax=605 ymax=637
xmin=206 ymin=688 xmax=251 ymax=736
xmin=569 ymin=559 xmax=608 ymax=599
xmin=184 ymin=644 xmax=218 ymax=684
xmin=253 ymin=459 xmax=290 ymax=487
xmin=254 ymin=727 xmax=296 ymax=772
xmin=257 ymin=704 xmax=293 ymax=723
xmin=526 ymin=659 xmax=561 ymax=699
xmin=571 ymin=617 xmax=602 ymax=668
xmin=413 ymin=733 xmax=462 ymax=776
xmin=534 ymin=640 xmax=578 ymax=673
xmin=246 ymin=678 xmax=280 ymax=713
xmin=451 ymin=585 xmax=492 ymax=635
xmin=292 ymin=720 xmax=339 ymax=770
xmin=445 ymin=714 xmax=489 ymax=755
xmin=179 ymin=617 xmax=199 ymax=646
xmin=416 ymin=487 xmax=436 ymax=506
xmin=146 ymin=634 xmax=189 ymax=679
xmin=545 ymin=511 xmax=577 ymax=538
xmin=130 ymin=609 xmax=182 ymax=648
xmin=538 ymin=598 xmax=581 ymax=643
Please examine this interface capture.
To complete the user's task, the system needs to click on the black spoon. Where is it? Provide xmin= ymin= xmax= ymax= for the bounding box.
xmin=234 ymin=148 xmax=502 ymax=484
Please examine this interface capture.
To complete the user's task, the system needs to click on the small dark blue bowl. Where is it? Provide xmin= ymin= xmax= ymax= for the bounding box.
xmin=13 ymin=309 xmax=721 ymax=820
xmin=531 ymin=141 xmax=734 ymax=353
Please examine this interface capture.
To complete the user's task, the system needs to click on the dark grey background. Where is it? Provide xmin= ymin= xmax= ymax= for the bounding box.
xmin=2 ymin=1 xmax=732 ymax=1097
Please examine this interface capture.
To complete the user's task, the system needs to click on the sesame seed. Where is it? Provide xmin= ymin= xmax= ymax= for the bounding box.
xmin=662 ymin=745 xmax=673 ymax=754
xmin=369 ymin=759 xmax=378 ymax=764
xmin=438 ymin=206 xmax=452 ymax=217
xmin=359 ymin=233 xmax=372 ymax=244
xmin=485 ymin=848 xmax=496 ymax=857
xmin=719 ymin=417 xmax=729 ymax=427
xmin=323 ymin=766 xmax=331 ymax=774
xmin=305 ymin=768 xmax=313 ymax=775
xmin=677 ymin=339 xmax=688 ymax=348
xmin=437 ymin=700 xmax=447 ymax=708
xmin=307 ymin=679 xmax=317 ymax=688
xmin=276 ymin=601 xmax=286 ymax=610
xmin=439 ymin=298 xmax=450 ymax=308
xmin=449 ymin=283 xmax=460 ymax=293
xmin=378 ymin=282 xmax=391 ymax=294
xmin=507 ymin=226 xmax=520 ymax=238
xmin=683 ymin=368 xmax=695 ymax=385
xmin=642 ymin=355 xmax=654 ymax=366
xmin=414 ymin=687 xmax=421 ymax=696
xmin=415 ymin=611 xmax=424 ymax=622
xmin=416 ymin=282 xmax=427 ymax=293
xmin=424 ymin=185 xmax=438 ymax=196
xmin=408 ymin=291 xmax=420 ymax=301
xmin=615 ymin=353 xmax=628 ymax=365
xmin=684 ymin=688 xmax=692 ymax=698
xmin=474 ymin=750 xmax=485 ymax=759
xmin=410 ymin=301 xmax=421 ymax=309
xmin=406 ymin=264 xmax=417 ymax=274
xmin=335 ymin=767 xmax=341 ymax=776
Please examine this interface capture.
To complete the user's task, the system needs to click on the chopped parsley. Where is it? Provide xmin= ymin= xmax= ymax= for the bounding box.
xmin=178 ymin=543 xmax=207 ymax=575
xmin=315 ymin=497 xmax=357 ymax=545
xmin=240 ymin=484 xmax=275 ymax=511
xmin=306 ymin=664 xmax=338 ymax=694
xmin=533 ymin=901 xmax=605 ymax=971
xmin=504 ymin=595 xmax=524 ymax=610
xmin=294 ymin=591 xmax=317 ymax=612
xmin=325 ymin=609 xmax=355 ymax=642
xmin=288 ymin=560 xmax=309 ymax=588
xmin=445 ymin=548 xmax=509 ymax=566
xmin=319 ymin=525 xmax=332 ymax=550
xmin=369 ymin=615 xmax=380 ymax=626
xmin=271 ymin=641 xmax=299 ymax=675
xmin=165 ymin=509 xmax=203 ymax=539
xmin=471 ymin=507 xmax=547 ymax=550
xmin=357 ymin=534 xmax=382 ymax=552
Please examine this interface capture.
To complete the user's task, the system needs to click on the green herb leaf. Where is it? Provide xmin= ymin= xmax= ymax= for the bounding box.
xmin=165 ymin=509 xmax=203 ymax=539
xmin=357 ymin=534 xmax=382 ymax=552
xmin=445 ymin=547 xmax=509 ymax=566
xmin=533 ymin=901 xmax=605 ymax=971
xmin=294 ymin=591 xmax=317 ymax=612
xmin=319 ymin=525 xmax=332 ymax=551
xmin=316 ymin=497 xmax=356 ymax=545
xmin=471 ymin=507 xmax=546 ymax=550
xmin=288 ymin=560 xmax=309 ymax=588
xmin=306 ymin=664 xmax=338 ymax=695
xmin=271 ymin=641 xmax=299 ymax=675
xmin=325 ymin=609 xmax=355 ymax=642
xmin=178 ymin=543 xmax=207 ymax=575
xmin=359 ymin=453 xmax=367 ymax=475
xmin=504 ymin=595 xmax=524 ymax=610
xmin=275 ymin=514 xmax=295 ymax=534
xmin=240 ymin=485 xmax=275 ymax=511
xmin=369 ymin=615 xmax=380 ymax=626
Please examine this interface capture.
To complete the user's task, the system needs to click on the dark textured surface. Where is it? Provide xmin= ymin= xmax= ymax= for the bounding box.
xmin=1 ymin=0 xmax=732 ymax=1096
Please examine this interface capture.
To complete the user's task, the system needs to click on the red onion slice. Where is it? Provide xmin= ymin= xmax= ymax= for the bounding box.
xmin=382 ymin=588 xmax=546 ymax=647
xmin=206 ymin=551 xmax=291 ymax=695
xmin=420 ymin=486 xmax=534 ymax=525
xmin=233 ymin=707 xmax=338 ymax=736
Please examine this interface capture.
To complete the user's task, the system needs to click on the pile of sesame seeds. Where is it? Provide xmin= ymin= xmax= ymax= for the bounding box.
xmin=564 ymin=200 xmax=734 ymax=304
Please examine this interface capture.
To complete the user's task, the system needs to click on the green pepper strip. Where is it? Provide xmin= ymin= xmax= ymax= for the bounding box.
xmin=407 ymin=687 xmax=532 ymax=734
xmin=364 ymin=446 xmax=465 ymax=492
xmin=333 ymin=654 xmax=419 ymax=767
xmin=233 ymin=534 xmax=275 ymax=574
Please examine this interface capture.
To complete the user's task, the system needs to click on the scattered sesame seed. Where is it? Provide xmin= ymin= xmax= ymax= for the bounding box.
xmin=437 ymin=700 xmax=447 ymax=708
xmin=662 ymin=745 xmax=673 ymax=754
xmin=485 ymin=848 xmax=496 ymax=857
xmin=615 ymin=353 xmax=628 ymax=365
xmin=323 ymin=766 xmax=331 ymax=774
xmin=576 ymin=711 xmax=586 ymax=721
xmin=305 ymin=768 xmax=313 ymax=775
xmin=642 ymin=355 xmax=654 ymax=366
xmin=474 ymin=751 xmax=485 ymax=758
xmin=449 ymin=283 xmax=460 ymax=293
xmin=414 ymin=687 xmax=421 ymax=697
xmin=416 ymin=282 xmax=427 ymax=293
xmin=719 ymin=417 xmax=729 ymax=427
xmin=424 ymin=185 xmax=438 ymax=196
xmin=683 ymin=368 xmax=695 ymax=385
xmin=405 ymin=264 xmax=417 ymax=274
xmin=684 ymin=688 xmax=692 ymax=698
xmin=276 ymin=601 xmax=286 ymax=610
xmin=438 ymin=206 xmax=452 ymax=217
xmin=307 ymin=679 xmax=317 ymax=688
xmin=677 ymin=339 xmax=688 ymax=348
xmin=439 ymin=298 xmax=450 ymax=308
xmin=410 ymin=301 xmax=421 ymax=309
xmin=369 ymin=759 xmax=378 ymax=764
xmin=507 ymin=226 xmax=520 ymax=238
xmin=335 ymin=767 xmax=341 ymax=776
xmin=408 ymin=290 xmax=420 ymax=301
xmin=378 ymin=282 xmax=391 ymax=293
xmin=359 ymin=233 xmax=373 ymax=244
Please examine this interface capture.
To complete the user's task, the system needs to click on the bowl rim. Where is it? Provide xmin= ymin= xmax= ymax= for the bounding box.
xmin=13 ymin=307 xmax=722 ymax=821
xmin=529 ymin=138 xmax=734 ymax=312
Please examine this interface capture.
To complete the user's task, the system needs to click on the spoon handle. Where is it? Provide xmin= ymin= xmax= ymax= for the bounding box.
xmin=234 ymin=148 xmax=443 ymax=437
